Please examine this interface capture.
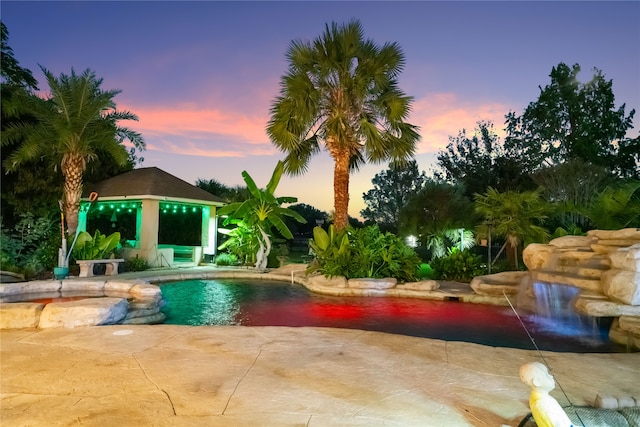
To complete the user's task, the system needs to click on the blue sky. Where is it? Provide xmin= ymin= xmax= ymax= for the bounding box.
xmin=2 ymin=1 xmax=639 ymax=217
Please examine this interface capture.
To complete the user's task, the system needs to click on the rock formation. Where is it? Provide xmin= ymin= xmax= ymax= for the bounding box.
xmin=522 ymin=228 xmax=640 ymax=350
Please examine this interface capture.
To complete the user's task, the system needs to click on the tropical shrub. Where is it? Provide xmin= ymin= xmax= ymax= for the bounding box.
xmin=218 ymin=219 xmax=259 ymax=265
xmin=430 ymin=248 xmax=485 ymax=283
xmin=308 ymin=225 xmax=421 ymax=282
xmin=72 ymin=230 xmax=120 ymax=260
xmin=214 ymin=252 xmax=239 ymax=266
xmin=0 ymin=213 xmax=54 ymax=277
xmin=307 ymin=225 xmax=351 ymax=277
xmin=124 ymin=255 xmax=148 ymax=272
xmin=37 ymin=229 xmax=62 ymax=271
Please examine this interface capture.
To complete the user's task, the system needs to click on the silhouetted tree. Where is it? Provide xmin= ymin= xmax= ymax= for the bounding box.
xmin=285 ymin=203 xmax=328 ymax=237
xmin=505 ymin=63 xmax=638 ymax=178
xmin=196 ymin=178 xmax=249 ymax=203
xmin=361 ymin=160 xmax=427 ymax=233
xmin=436 ymin=121 xmax=535 ymax=198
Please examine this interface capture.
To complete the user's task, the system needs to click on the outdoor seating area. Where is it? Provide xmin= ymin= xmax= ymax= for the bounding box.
xmin=76 ymin=258 xmax=124 ymax=277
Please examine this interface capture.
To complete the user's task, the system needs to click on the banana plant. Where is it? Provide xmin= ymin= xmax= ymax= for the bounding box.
xmin=217 ymin=161 xmax=306 ymax=271
xmin=72 ymin=230 xmax=120 ymax=260
xmin=307 ymin=224 xmax=351 ymax=276
xmin=308 ymin=224 xmax=350 ymax=261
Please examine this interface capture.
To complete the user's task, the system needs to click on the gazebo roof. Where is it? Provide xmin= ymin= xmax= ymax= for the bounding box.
xmin=83 ymin=167 xmax=225 ymax=205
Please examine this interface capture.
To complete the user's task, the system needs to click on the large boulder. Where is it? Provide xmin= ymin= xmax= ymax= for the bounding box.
xmin=306 ymin=274 xmax=347 ymax=288
xmin=575 ymin=296 xmax=640 ymax=317
xmin=61 ymin=279 xmax=105 ymax=292
xmin=522 ymin=244 xmax=555 ymax=270
xmin=130 ymin=284 xmax=162 ymax=299
xmin=609 ymin=246 xmax=640 ymax=272
xmin=0 ymin=302 xmax=44 ymax=329
xmin=396 ymin=280 xmax=439 ymax=291
xmin=470 ymin=271 xmax=527 ymax=296
xmin=348 ymin=278 xmax=397 ymax=290
xmin=38 ymin=297 xmax=128 ymax=328
xmin=549 ymin=235 xmax=596 ymax=249
xmin=587 ymin=228 xmax=640 ymax=241
xmin=601 ymin=270 xmax=640 ymax=306
xmin=0 ymin=280 xmax=61 ymax=297
xmin=104 ymin=280 xmax=136 ymax=293
xmin=609 ymin=318 xmax=640 ymax=351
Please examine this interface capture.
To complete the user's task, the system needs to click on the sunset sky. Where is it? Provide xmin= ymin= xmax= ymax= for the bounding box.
xmin=3 ymin=1 xmax=639 ymax=218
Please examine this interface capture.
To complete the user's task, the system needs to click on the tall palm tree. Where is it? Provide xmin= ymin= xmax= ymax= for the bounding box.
xmin=217 ymin=161 xmax=306 ymax=271
xmin=474 ymin=188 xmax=550 ymax=269
xmin=267 ymin=20 xmax=420 ymax=230
xmin=2 ymin=67 xmax=144 ymax=235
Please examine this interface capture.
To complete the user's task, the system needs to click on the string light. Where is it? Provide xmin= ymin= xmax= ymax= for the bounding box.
xmin=82 ymin=201 xmax=203 ymax=215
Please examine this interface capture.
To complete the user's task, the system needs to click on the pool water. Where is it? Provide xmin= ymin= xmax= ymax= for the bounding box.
xmin=160 ymin=279 xmax=626 ymax=353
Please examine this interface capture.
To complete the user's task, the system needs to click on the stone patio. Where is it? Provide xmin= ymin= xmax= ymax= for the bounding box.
xmin=2 ymin=325 xmax=639 ymax=426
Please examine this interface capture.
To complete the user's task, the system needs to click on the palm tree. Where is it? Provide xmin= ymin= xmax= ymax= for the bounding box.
xmin=474 ymin=188 xmax=550 ymax=269
xmin=2 ymin=67 xmax=144 ymax=235
xmin=267 ymin=20 xmax=420 ymax=231
xmin=578 ymin=180 xmax=640 ymax=229
xmin=217 ymin=161 xmax=306 ymax=271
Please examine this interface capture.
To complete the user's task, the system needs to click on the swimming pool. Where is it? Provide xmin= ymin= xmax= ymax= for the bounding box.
xmin=160 ymin=279 xmax=625 ymax=353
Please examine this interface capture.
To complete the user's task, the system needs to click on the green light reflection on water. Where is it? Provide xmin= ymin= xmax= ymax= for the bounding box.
xmin=161 ymin=279 xmax=242 ymax=326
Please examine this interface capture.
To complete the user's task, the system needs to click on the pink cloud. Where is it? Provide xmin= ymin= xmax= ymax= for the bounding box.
xmin=120 ymin=104 xmax=277 ymax=157
xmin=410 ymin=93 xmax=510 ymax=153
xmin=120 ymin=92 xmax=512 ymax=160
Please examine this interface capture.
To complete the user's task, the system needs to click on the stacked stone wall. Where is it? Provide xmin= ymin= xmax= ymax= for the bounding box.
xmin=0 ymin=279 xmax=165 ymax=329
xmin=522 ymin=228 xmax=640 ymax=350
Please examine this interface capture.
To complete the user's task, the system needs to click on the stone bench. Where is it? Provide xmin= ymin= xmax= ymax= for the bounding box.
xmin=77 ymin=259 xmax=125 ymax=277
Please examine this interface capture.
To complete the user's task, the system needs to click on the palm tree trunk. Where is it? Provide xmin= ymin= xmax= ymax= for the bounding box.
xmin=61 ymin=152 xmax=86 ymax=235
xmin=330 ymin=145 xmax=351 ymax=231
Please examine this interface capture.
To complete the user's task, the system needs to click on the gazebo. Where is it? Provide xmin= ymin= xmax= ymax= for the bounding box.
xmin=80 ymin=167 xmax=225 ymax=267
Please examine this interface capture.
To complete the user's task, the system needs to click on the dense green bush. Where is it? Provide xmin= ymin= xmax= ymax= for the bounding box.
xmin=308 ymin=225 xmax=351 ymax=277
xmin=309 ymin=225 xmax=420 ymax=282
xmin=430 ymin=248 xmax=485 ymax=282
xmin=124 ymin=255 xmax=149 ymax=272
xmin=0 ymin=213 xmax=55 ymax=278
xmin=217 ymin=219 xmax=257 ymax=265
xmin=215 ymin=252 xmax=240 ymax=266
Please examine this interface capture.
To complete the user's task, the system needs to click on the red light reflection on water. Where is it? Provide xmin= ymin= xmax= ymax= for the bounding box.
xmin=241 ymin=297 xmax=524 ymax=337
xmin=160 ymin=280 xmax=624 ymax=352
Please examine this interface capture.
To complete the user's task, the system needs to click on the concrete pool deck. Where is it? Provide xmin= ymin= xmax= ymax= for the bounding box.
xmin=2 ymin=326 xmax=639 ymax=426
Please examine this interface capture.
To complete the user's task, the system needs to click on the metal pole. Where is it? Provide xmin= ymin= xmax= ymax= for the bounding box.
xmin=487 ymin=223 xmax=492 ymax=274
